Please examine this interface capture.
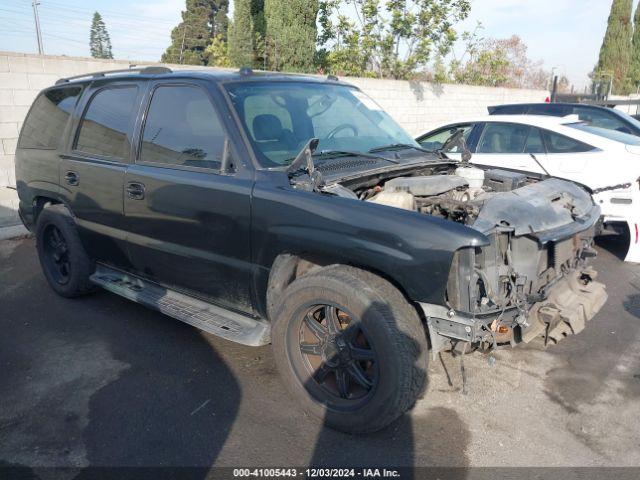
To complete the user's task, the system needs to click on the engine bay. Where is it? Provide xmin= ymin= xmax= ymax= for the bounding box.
xmin=329 ymin=164 xmax=602 ymax=347
xmin=361 ymin=166 xmax=531 ymax=226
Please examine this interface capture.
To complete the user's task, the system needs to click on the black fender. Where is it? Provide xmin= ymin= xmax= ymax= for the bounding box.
xmin=250 ymin=172 xmax=488 ymax=318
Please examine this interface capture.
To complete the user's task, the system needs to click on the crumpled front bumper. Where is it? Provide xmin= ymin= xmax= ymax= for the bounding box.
xmin=521 ymin=267 xmax=608 ymax=344
xmin=420 ymin=268 xmax=608 ymax=358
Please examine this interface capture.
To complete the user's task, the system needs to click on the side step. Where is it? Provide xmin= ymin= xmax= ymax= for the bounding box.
xmin=90 ymin=265 xmax=270 ymax=346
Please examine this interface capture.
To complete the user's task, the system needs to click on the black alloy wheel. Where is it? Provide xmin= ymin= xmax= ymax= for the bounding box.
xmin=42 ymin=224 xmax=71 ymax=285
xmin=297 ymin=304 xmax=378 ymax=402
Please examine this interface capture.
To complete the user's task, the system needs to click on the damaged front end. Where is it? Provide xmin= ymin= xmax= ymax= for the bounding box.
xmin=422 ymin=178 xmax=607 ymax=356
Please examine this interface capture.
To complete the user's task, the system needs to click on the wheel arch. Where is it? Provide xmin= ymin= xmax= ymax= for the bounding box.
xmin=265 ymin=251 xmax=422 ymax=324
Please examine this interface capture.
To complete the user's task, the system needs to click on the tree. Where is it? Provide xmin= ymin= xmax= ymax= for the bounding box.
xmin=228 ymin=0 xmax=257 ymax=67
xmin=212 ymin=0 xmax=229 ymax=38
xmin=89 ymin=12 xmax=113 ymax=59
xmin=264 ymin=0 xmax=319 ymax=72
xmin=630 ymin=2 xmax=640 ymax=87
xmin=204 ymin=34 xmax=231 ymax=67
xmin=161 ymin=0 xmax=229 ymax=66
xmin=450 ymin=30 xmax=550 ymax=89
xmin=318 ymin=0 xmax=471 ymax=79
xmin=595 ymin=0 xmax=633 ymax=94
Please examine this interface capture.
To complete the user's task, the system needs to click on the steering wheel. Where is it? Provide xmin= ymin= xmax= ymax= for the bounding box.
xmin=327 ymin=123 xmax=359 ymax=139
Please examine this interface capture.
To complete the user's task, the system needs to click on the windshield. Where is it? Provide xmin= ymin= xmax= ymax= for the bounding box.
xmin=568 ymin=123 xmax=640 ymax=146
xmin=225 ymin=81 xmax=418 ymax=166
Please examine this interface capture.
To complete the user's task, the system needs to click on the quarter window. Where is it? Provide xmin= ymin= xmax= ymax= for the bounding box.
xmin=477 ymin=123 xmax=531 ymax=154
xmin=140 ymin=85 xmax=225 ymax=170
xmin=19 ymin=87 xmax=81 ymax=149
xmin=75 ymin=86 xmax=138 ymax=159
xmin=541 ymin=130 xmax=594 ymax=153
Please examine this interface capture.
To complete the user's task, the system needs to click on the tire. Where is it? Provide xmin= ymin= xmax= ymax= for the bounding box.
xmin=35 ymin=204 xmax=95 ymax=298
xmin=271 ymin=265 xmax=429 ymax=434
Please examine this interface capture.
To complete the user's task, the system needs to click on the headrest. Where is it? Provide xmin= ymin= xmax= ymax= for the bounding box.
xmin=253 ymin=114 xmax=283 ymax=141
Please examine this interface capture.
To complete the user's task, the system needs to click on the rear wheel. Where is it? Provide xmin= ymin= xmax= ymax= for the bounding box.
xmin=272 ymin=265 xmax=428 ymax=433
xmin=36 ymin=204 xmax=95 ymax=297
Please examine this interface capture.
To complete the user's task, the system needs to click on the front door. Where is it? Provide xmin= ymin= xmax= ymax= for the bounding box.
xmin=471 ymin=122 xmax=548 ymax=174
xmin=416 ymin=123 xmax=474 ymax=161
xmin=60 ymin=82 xmax=143 ymax=268
xmin=123 ymin=82 xmax=255 ymax=314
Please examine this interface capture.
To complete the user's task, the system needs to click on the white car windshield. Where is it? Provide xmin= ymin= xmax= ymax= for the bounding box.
xmin=568 ymin=123 xmax=640 ymax=146
xmin=225 ymin=81 xmax=419 ymax=166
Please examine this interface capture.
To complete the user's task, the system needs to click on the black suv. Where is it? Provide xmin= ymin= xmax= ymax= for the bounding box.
xmin=15 ymin=67 xmax=607 ymax=433
xmin=488 ymin=102 xmax=640 ymax=136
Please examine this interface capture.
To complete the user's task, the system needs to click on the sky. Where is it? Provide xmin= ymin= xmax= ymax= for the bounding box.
xmin=0 ymin=0 xmax=636 ymax=89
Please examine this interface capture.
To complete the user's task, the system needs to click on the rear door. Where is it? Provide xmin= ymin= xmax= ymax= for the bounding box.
xmin=123 ymin=80 xmax=255 ymax=314
xmin=60 ymin=81 xmax=143 ymax=268
xmin=471 ymin=122 xmax=547 ymax=172
xmin=539 ymin=128 xmax=597 ymax=180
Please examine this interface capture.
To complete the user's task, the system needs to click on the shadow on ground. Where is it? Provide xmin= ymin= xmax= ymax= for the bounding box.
xmin=0 ymin=238 xmax=471 ymax=479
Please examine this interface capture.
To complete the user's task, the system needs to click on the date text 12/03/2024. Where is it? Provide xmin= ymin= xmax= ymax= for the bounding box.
xmin=233 ymin=468 xmax=401 ymax=478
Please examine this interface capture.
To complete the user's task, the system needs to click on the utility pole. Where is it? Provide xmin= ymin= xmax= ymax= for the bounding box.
xmin=32 ymin=0 xmax=44 ymax=55
xmin=178 ymin=25 xmax=186 ymax=64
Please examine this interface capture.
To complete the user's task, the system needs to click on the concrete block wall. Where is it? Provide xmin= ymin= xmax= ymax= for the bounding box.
xmin=0 ymin=52 xmax=142 ymax=225
xmin=0 ymin=50 xmax=547 ymax=226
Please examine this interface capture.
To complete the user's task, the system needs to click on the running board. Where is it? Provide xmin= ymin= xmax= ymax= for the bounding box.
xmin=90 ymin=265 xmax=270 ymax=346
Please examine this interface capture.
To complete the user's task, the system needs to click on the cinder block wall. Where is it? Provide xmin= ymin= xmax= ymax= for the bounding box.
xmin=0 ymin=50 xmax=547 ymax=226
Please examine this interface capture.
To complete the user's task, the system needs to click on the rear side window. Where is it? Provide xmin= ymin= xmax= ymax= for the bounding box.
xmin=19 ymin=87 xmax=81 ymax=149
xmin=75 ymin=86 xmax=138 ymax=160
xmin=140 ymin=85 xmax=225 ymax=170
xmin=542 ymin=130 xmax=594 ymax=153
xmin=477 ymin=123 xmax=531 ymax=154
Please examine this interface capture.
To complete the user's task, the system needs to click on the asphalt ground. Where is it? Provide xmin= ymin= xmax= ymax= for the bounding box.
xmin=1 ymin=235 xmax=639 ymax=477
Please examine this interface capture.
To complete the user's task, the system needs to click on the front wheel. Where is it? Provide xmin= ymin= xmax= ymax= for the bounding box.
xmin=271 ymin=265 xmax=428 ymax=433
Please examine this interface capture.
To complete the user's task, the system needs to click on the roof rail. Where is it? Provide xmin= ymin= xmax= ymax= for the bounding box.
xmin=55 ymin=66 xmax=172 ymax=85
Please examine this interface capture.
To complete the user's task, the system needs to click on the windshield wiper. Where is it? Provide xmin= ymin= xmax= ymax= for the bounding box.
xmin=368 ymin=143 xmax=432 ymax=154
xmin=314 ymin=150 xmax=400 ymax=164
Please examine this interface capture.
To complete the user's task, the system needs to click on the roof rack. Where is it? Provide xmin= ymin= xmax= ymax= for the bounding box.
xmin=55 ymin=66 xmax=172 ymax=85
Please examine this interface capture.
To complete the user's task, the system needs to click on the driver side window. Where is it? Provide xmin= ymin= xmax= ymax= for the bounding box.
xmin=417 ymin=124 xmax=472 ymax=152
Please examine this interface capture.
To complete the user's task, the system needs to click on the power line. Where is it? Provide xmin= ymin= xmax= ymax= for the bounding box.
xmin=40 ymin=1 xmax=180 ymax=26
xmin=0 ymin=2 xmax=220 ymax=61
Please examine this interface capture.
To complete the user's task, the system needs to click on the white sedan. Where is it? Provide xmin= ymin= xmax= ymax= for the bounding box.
xmin=417 ymin=115 xmax=640 ymax=262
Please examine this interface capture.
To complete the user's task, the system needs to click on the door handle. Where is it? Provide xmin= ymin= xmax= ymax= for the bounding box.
xmin=126 ymin=182 xmax=145 ymax=200
xmin=64 ymin=171 xmax=79 ymax=186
